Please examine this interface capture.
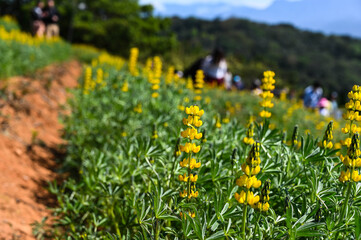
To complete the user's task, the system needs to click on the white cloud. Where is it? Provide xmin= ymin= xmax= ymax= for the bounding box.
xmin=139 ymin=0 xmax=277 ymax=11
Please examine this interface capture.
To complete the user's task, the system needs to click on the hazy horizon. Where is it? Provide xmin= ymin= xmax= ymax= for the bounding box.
xmin=140 ymin=0 xmax=361 ymax=39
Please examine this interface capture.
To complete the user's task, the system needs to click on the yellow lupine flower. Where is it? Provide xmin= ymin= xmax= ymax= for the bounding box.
xmin=181 ymin=128 xmax=202 ymax=140
xmin=151 ymin=92 xmax=159 ymax=98
xmin=185 ymin=105 xmax=204 ymax=117
xmin=339 ymin=170 xmax=350 ymax=183
xmin=243 ymin=137 xmax=254 ymax=145
xmin=121 ymin=82 xmax=129 ymax=92
xmin=259 ymin=110 xmax=272 ymax=118
xmin=236 ymin=175 xmax=262 ymax=189
xmin=247 ymin=192 xmax=260 ymax=205
xmin=179 ymin=190 xmax=187 ymax=198
xmin=257 ymin=202 xmax=270 ymax=212
xmin=234 ymin=190 xmax=247 ymax=204
xmin=180 ymin=142 xmax=201 ymax=153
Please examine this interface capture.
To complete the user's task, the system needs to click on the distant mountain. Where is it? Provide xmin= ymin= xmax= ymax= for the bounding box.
xmin=159 ymin=0 xmax=361 ymax=38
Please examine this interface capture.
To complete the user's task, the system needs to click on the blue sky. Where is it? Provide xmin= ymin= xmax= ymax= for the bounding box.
xmin=139 ymin=0 xmax=361 ymax=38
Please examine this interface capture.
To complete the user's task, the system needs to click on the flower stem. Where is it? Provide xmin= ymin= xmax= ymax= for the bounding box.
xmin=241 ymin=191 xmax=249 ymax=239
xmin=341 ymin=181 xmax=352 ymax=220
xmin=335 ymin=181 xmax=352 ymax=240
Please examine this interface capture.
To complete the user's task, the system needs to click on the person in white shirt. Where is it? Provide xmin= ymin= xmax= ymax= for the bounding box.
xmin=201 ymin=48 xmax=228 ymax=86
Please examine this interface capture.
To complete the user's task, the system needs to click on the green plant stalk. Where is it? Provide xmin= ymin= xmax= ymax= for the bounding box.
xmin=110 ymin=206 xmax=121 ymax=237
xmin=187 ymin=149 xmax=193 ymax=197
xmin=241 ymin=191 xmax=249 ymax=240
xmin=155 ymin=218 xmax=160 ymax=240
xmin=169 ymin=154 xmax=177 ymax=189
xmin=286 ymin=144 xmax=295 ymax=177
xmin=286 ymin=152 xmax=292 ymax=176
xmin=253 ymin=213 xmax=262 ymax=240
xmin=335 ymin=181 xmax=352 ymax=240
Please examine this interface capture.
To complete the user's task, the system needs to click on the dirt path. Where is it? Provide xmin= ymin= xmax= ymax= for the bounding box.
xmin=0 ymin=61 xmax=82 ymax=240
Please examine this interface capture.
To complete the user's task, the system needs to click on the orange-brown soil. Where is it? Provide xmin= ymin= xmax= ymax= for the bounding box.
xmin=0 ymin=61 xmax=82 ymax=240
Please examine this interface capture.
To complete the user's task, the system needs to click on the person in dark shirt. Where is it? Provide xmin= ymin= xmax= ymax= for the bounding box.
xmin=31 ymin=1 xmax=45 ymax=37
xmin=43 ymin=0 xmax=60 ymax=38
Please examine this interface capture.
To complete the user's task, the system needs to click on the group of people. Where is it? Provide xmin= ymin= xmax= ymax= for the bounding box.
xmin=31 ymin=0 xmax=60 ymax=38
xmin=303 ymin=82 xmax=340 ymax=118
xmin=185 ymin=48 xmax=341 ymax=118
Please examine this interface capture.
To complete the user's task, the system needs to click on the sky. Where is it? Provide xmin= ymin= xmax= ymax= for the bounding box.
xmin=139 ymin=0 xmax=361 ymax=38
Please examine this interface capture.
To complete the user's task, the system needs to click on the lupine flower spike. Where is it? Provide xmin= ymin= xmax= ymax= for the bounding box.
xmin=194 ymin=70 xmax=204 ymax=101
xmin=243 ymin=122 xmax=255 ymax=145
xmin=342 ymin=85 xmax=361 ymax=147
xmin=320 ymin=121 xmax=333 ymax=149
xmin=235 ymin=142 xmax=262 ymax=208
xmin=129 ymin=47 xmax=139 ymax=76
xmin=257 ymin=180 xmax=270 ymax=212
xmin=179 ymin=105 xmax=204 ymax=201
xmin=259 ymin=71 xmax=275 ymax=119
xmin=339 ymin=133 xmax=361 ymax=183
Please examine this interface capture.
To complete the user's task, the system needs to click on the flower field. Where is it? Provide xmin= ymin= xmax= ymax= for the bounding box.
xmin=41 ymin=47 xmax=361 ymax=240
xmin=0 ymin=16 xmax=71 ymax=79
xmin=1 ymin=15 xmax=360 ymax=240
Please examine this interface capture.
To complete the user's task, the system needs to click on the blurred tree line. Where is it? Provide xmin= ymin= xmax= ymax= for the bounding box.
xmin=0 ymin=0 xmax=177 ymax=56
xmin=171 ymin=17 xmax=361 ymax=99
xmin=2 ymin=1 xmax=361 ymax=98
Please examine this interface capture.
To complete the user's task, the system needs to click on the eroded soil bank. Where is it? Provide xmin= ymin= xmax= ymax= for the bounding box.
xmin=0 ymin=61 xmax=81 ymax=240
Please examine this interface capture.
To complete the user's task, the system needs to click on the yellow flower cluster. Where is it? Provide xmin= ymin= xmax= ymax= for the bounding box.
xmin=235 ymin=142 xmax=266 ymax=210
xmin=0 ymin=26 xmax=60 ymax=45
xmin=152 ymin=130 xmax=158 ymax=139
xmin=342 ymin=85 xmax=361 ymax=147
xmin=129 ymin=48 xmax=139 ymax=76
xmin=1 ymin=15 xmax=17 ymax=24
xmin=215 ymin=115 xmax=222 ymax=128
xmin=186 ymin=77 xmax=193 ymax=90
xmin=148 ymin=56 xmax=162 ymax=98
xmin=259 ymin=71 xmax=275 ymax=118
xmin=121 ymin=82 xmax=129 ymax=92
xmin=133 ymin=103 xmax=142 ymax=113
xmin=95 ymin=53 xmax=124 ymax=70
xmin=194 ymin=70 xmax=204 ymax=101
xmin=165 ymin=66 xmax=175 ymax=85
xmin=243 ymin=122 xmax=255 ymax=145
xmin=83 ymin=67 xmax=94 ymax=94
xmin=320 ymin=121 xmax=333 ymax=149
xmin=179 ymin=105 xmax=204 ymax=199
xmin=339 ymin=133 xmax=361 ymax=182
xmin=257 ymin=180 xmax=270 ymax=211
xmin=96 ymin=68 xmax=104 ymax=85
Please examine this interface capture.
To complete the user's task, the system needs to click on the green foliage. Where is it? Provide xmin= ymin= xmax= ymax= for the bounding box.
xmin=44 ymin=56 xmax=357 ymax=239
xmin=0 ymin=18 xmax=71 ymax=79
xmin=3 ymin=0 xmax=177 ymax=57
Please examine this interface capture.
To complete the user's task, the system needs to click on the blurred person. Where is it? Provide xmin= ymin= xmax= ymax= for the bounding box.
xmin=233 ymin=75 xmax=244 ymax=90
xmin=318 ymin=97 xmax=330 ymax=117
xmin=31 ymin=1 xmax=45 ymax=37
xmin=224 ymin=71 xmax=233 ymax=90
xmin=330 ymin=91 xmax=342 ymax=119
xmin=183 ymin=57 xmax=204 ymax=82
xmin=201 ymin=48 xmax=228 ymax=86
xmin=43 ymin=0 xmax=60 ymax=38
xmin=303 ymin=81 xmax=323 ymax=109
xmin=251 ymin=78 xmax=262 ymax=95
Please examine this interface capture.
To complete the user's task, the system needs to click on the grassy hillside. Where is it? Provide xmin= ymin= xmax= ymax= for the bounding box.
xmin=0 ymin=16 xmax=71 ymax=79
xmin=171 ymin=17 xmax=361 ymax=100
